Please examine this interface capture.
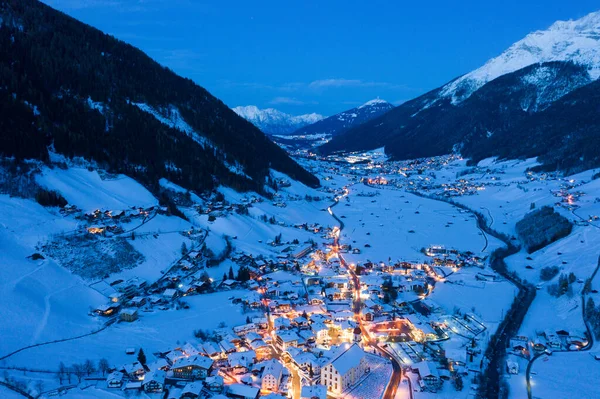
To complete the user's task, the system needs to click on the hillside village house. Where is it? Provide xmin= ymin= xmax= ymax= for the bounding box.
xmin=275 ymin=330 xmax=300 ymax=350
xmin=142 ymin=369 xmax=166 ymax=393
xmin=261 ymin=359 xmax=284 ymax=391
xmin=171 ymin=355 xmax=213 ymax=380
xmin=300 ymin=385 xmax=327 ymax=399
xmin=121 ymin=362 xmax=145 ymax=381
xmin=320 ymin=343 xmax=367 ymax=395
xmin=413 ymin=361 xmax=441 ymax=391
xmin=106 ymin=371 xmax=124 ymax=388
xmin=120 ymin=308 xmax=138 ymax=322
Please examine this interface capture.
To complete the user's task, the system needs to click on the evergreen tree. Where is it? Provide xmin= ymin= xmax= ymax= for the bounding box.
xmin=137 ymin=348 xmax=147 ymax=365
xmin=228 ymin=266 xmax=234 ymax=280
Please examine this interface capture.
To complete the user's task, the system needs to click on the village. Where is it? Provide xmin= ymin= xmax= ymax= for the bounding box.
xmin=3 ymin=150 xmax=600 ymax=399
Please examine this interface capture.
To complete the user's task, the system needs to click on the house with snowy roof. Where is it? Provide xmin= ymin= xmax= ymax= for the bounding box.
xmin=226 ymin=383 xmax=260 ymax=399
xmin=171 ymin=355 xmax=213 ymax=380
xmin=261 ymin=359 xmax=284 ymax=391
xmin=180 ymin=381 xmax=203 ymax=398
xmin=320 ymin=343 xmax=367 ymax=394
xmin=413 ymin=361 xmax=441 ymax=391
xmin=301 ymin=385 xmax=327 ymax=399
xmin=275 ymin=330 xmax=300 ymax=350
xmin=142 ymin=369 xmax=166 ymax=393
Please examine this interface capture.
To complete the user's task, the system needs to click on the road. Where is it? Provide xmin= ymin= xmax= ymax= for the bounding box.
xmin=327 ymin=189 xmax=407 ymax=399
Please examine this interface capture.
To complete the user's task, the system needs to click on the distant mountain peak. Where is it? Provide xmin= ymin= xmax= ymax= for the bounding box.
xmin=441 ymin=10 xmax=600 ymax=104
xmin=293 ymin=98 xmax=394 ymax=137
xmin=358 ymin=98 xmax=389 ymax=108
xmin=232 ymin=105 xmax=324 ymax=135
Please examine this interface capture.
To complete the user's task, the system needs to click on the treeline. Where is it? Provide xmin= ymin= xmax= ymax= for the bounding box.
xmin=516 ymin=206 xmax=572 ymax=253
xmin=35 ymin=188 xmax=67 ymax=207
xmin=0 ymin=0 xmax=318 ymax=196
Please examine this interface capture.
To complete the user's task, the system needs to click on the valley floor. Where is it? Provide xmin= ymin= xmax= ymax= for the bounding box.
xmin=1 ymin=153 xmax=599 ymax=399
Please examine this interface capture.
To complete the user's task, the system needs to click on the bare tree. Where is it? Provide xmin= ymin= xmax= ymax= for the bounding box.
xmin=57 ymin=362 xmax=66 ymax=384
xmin=98 ymin=358 xmax=110 ymax=376
xmin=83 ymin=359 xmax=96 ymax=376
xmin=72 ymin=364 xmax=85 ymax=383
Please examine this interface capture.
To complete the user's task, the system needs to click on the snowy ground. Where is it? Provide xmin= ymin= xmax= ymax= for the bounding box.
xmin=4 ymin=153 xmax=600 ymax=399
xmin=4 ymin=289 xmax=260 ymax=370
xmin=340 ymin=184 xmax=502 ymax=266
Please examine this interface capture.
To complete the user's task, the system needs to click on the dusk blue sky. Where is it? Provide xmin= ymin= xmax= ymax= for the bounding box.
xmin=43 ymin=0 xmax=599 ymax=116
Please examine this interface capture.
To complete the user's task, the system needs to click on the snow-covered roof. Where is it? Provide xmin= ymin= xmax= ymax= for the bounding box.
xmin=301 ymin=384 xmax=327 ymax=399
xmin=173 ymin=355 xmax=213 ymax=370
xmin=227 ymin=383 xmax=260 ymax=399
xmin=327 ymin=343 xmax=365 ymax=375
xmin=262 ymin=359 xmax=284 ymax=379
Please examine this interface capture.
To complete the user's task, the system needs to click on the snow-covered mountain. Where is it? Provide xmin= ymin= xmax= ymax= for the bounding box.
xmin=321 ymin=11 xmax=600 ymax=173
xmin=233 ymin=105 xmax=324 ymax=135
xmin=292 ymin=98 xmax=394 ymax=137
xmin=441 ymin=11 xmax=600 ymax=104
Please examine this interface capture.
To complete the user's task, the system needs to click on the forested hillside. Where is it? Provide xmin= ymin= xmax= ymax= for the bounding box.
xmin=0 ymin=0 xmax=319 ymax=193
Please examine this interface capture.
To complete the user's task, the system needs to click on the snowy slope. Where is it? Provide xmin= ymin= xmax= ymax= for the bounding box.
xmin=232 ymin=105 xmax=324 ymax=135
xmin=441 ymin=11 xmax=600 ymax=103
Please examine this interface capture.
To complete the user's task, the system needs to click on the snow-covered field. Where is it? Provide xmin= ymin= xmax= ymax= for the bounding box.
xmin=341 ymin=184 xmax=502 ymax=266
xmin=0 ymin=195 xmax=104 ymax=355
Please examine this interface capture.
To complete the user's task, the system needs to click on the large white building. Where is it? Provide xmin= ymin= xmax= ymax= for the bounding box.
xmin=320 ymin=343 xmax=367 ymax=394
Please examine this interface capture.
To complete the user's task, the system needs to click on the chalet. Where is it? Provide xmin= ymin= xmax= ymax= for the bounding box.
xmin=249 ymin=339 xmax=271 ymax=359
xmin=142 ymin=369 xmax=166 ymax=393
xmin=275 ymin=331 xmax=300 ymax=350
xmin=226 ymin=383 xmax=260 ymax=399
xmin=120 ymin=308 xmax=139 ymax=322
xmin=162 ymin=288 xmax=179 ymax=300
xmin=119 ymin=278 xmax=147 ymax=298
xmin=180 ymin=381 xmax=204 ymax=398
xmin=261 ymin=359 xmax=284 ymax=391
xmin=121 ymin=362 xmax=145 ymax=381
xmin=205 ymin=375 xmax=224 ymax=392
xmin=252 ymin=317 xmax=269 ymax=329
xmin=413 ymin=361 xmax=441 ymax=391
xmin=221 ymin=279 xmax=239 ymax=289
xmin=301 ymin=385 xmax=327 ymax=399
xmin=124 ymin=381 xmax=142 ymax=391
xmin=94 ymin=303 xmax=120 ymax=317
xmin=219 ymin=339 xmax=237 ymax=354
xmin=229 ymin=351 xmax=256 ymax=374
xmin=171 ymin=355 xmax=213 ymax=380
xmin=106 ymin=371 xmax=124 ymax=388
xmin=274 ymin=317 xmax=291 ymax=330
xmin=292 ymin=352 xmax=322 ymax=376
xmin=233 ymin=323 xmax=258 ymax=336
xmin=311 ymin=322 xmax=330 ymax=344
xmin=202 ymin=342 xmax=221 ymax=358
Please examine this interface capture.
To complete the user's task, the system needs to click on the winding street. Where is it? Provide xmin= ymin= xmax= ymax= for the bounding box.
xmin=327 ymin=188 xmax=407 ymax=399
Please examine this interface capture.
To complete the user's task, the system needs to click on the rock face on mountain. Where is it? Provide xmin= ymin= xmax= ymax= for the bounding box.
xmin=321 ymin=11 xmax=600 ymax=173
xmin=0 ymin=0 xmax=319 ymax=193
xmin=292 ymin=99 xmax=394 ymax=137
xmin=233 ymin=106 xmax=324 ymax=135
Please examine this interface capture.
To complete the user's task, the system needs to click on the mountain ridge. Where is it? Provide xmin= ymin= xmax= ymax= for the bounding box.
xmin=233 ymin=105 xmax=324 ymax=135
xmin=0 ymin=0 xmax=319 ymax=194
xmin=321 ymin=11 xmax=600 ymax=173
xmin=292 ymin=98 xmax=394 ymax=137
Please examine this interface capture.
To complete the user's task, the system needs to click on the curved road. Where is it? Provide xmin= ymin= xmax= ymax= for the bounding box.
xmin=327 ymin=192 xmax=406 ymax=399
